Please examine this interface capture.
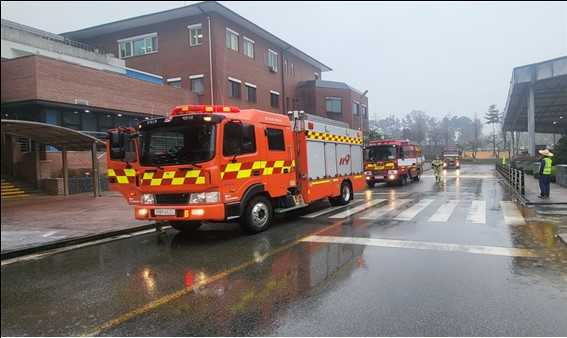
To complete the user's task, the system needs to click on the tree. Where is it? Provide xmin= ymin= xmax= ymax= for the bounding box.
xmin=484 ymin=104 xmax=500 ymax=156
xmin=552 ymin=136 xmax=567 ymax=165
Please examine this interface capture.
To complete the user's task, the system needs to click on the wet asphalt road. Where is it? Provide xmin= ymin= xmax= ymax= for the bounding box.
xmin=2 ymin=164 xmax=567 ymax=336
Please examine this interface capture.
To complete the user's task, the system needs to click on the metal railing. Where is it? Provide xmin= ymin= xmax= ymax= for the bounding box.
xmin=496 ymin=163 xmax=525 ymax=196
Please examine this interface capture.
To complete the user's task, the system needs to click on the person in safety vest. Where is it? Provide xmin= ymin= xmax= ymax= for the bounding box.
xmin=538 ymin=149 xmax=553 ymax=199
xmin=431 ymin=156 xmax=444 ymax=184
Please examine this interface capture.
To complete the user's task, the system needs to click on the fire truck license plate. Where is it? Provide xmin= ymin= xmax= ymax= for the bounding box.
xmin=154 ymin=208 xmax=176 ymax=216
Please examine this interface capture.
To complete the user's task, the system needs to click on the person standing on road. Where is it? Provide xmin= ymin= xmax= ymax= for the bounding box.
xmin=431 ymin=156 xmax=444 ymax=184
xmin=538 ymin=149 xmax=554 ymax=199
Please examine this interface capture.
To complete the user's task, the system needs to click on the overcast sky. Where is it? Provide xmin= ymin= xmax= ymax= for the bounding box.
xmin=2 ymin=1 xmax=566 ymax=120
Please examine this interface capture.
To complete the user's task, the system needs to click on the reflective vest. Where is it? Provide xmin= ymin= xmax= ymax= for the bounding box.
xmin=542 ymin=157 xmax=552 ymax=175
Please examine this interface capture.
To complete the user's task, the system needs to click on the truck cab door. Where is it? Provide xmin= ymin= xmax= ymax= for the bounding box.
xmin=106 ymin=130 xmax=140 ymax=204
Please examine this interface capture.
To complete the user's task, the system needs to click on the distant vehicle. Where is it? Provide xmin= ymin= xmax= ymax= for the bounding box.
xmin=442 ymin=145 xmax=461 ymax=169
xmin=105 ymin=105 xmax=365 ymax=234
xmin=363 ymin=139 xmax=424 ymax=187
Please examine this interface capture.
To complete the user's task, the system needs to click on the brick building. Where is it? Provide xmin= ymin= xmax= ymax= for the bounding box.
xmin=62 ymin=1 xmax=368 ymax=128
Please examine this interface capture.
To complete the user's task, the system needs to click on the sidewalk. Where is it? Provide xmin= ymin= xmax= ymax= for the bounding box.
xmin=523 ymin=175 xmax=567 ymax=205
xmin=1 ymin=191 xmax=150 ymax=252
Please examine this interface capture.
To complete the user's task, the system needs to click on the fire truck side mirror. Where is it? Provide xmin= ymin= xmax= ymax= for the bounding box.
xmin=109 ymin=131 xmax=126 ymax=160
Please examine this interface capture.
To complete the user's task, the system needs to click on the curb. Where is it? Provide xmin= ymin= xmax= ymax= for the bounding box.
xmin=1 ymin=223 xmax=158 ymax=261
xmin=558 ymin=234 xmax=567 ymax=246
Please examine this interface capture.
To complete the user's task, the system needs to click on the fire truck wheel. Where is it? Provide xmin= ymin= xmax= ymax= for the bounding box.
xmin=241 ymin=195 xmax=273 ymax=234
xmin=398 ymin=175 xmax=408 ymax=186
xmin=330 ymin=181 xmax=352 ymax=206
xmin=170 ymin=221 xmax=202 ymax=233
xmin=413 ymin=173 xmax=420 ymax=182
xmin=367 ymin=181 xmax=376 ymax=188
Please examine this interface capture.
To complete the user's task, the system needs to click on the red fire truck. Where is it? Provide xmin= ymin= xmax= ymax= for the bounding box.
xmin=363 ymin=139 xmax=424 ymax=187
xmin=106 ymin=105 xmax=365 ymax=234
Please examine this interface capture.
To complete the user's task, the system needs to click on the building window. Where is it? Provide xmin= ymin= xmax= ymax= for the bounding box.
xmin=228 ymin=77 xmax=241 ymax=99
xmin=243 ymin=37 xmax=254 ymax=58
xmin=270 ymin=91 xmax=280 ymax=108
xmin=352 ymin=101 xmax=360 ymax=116
xmin=223 ymin=122 xmax=256 ymax=156
xmin=190 ymin=75 xmax=204 ymax=94
xmin=188 ymin=23 xmax=203 ymax=46
xmin=16 ymin=137 xmax=31 ymax=153
xmin=167 ymin=77 xmax=182 ymax=88
xmin=266 ymin=128 xmax=285 ymax=151
xmin=225 ymin=28 xmax=239 ymax=52
xmin=62 ymin=110 xmax=81 ymax=130
xmin=245 ymin=83 xmax=257 ymax=103
xmin=361 ymin=105 xmax=368 ymax=118
xmin=326 ymin=97 xmax=342 ymax=113
xmin=267 ymin=49 xmax=278 ymax=72
xmin=98 ymin=113 xmax=114 ymax=132
xmin=118 ymin=33 xmax=158 ymax=58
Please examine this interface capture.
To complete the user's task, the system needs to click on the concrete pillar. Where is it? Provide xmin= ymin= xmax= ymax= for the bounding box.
xmin=527 ymin=70 xmax=536 ymax=156
xmin=91 ymin=142 xmax=100 ymax=197
xmin=62 ymin=148 xmax=69 ymax=196
xmin=34 ymin=141 xmax=41 ymax=190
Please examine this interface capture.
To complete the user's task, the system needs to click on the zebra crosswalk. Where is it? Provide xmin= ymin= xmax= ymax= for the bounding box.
xmin=301 ymin=196 xmax=526 ymax=225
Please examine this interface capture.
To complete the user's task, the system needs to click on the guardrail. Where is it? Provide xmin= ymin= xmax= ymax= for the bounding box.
xmin=496 ymin=163 xmax=525 ymax=196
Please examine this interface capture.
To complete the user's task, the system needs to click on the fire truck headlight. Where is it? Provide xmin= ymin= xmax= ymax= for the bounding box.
xmin=189 ymin=192 xmax=206 ymax=204
xmin=205 ymin=191 xmax=219 ymax=203
xmin=141 ymin=194 xmax=155 ymax=205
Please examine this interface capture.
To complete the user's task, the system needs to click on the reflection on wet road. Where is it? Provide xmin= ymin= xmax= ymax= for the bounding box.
xmin=1 ymin=165 xmax=566 ymax=336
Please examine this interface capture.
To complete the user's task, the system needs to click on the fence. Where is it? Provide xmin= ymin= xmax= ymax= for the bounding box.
xmin=496 ymin=163 xmax=525 ymax=196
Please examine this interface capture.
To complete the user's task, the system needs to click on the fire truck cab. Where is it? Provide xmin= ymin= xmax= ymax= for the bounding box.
xmin=106 ymin=105 xmax=365 ymax=234
xmin=363 ymin=139 xmax=424 ymax=187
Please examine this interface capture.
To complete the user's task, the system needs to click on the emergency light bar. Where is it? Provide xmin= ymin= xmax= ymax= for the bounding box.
xmin=171 ymin=105 xmax=240 ymax=116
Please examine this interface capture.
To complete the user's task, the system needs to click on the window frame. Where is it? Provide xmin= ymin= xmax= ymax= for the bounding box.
xmin=223 ymin=121 xmax=256 ymax=157
xmin=270 ymin=90 xmax=280 ymax=108
xmin=325 ymin=97 xmax=342 ymax=114
xmin=267 ymin=49 xmax=279 ymax=72
xmin=245 ymin=82 xmax=257 ymax=103
xmin=228 ymin=77 xmax=242 ymax=99
xmin=166 ymin=77 xmax=182 ymax=88
xmin=266 ymin=128 xmax=285 ymax=151
xmin=190 ymin=75 xmax=205 ymax=95
xmin=117 ymin=32 xmax=158 ymax=58
xmin=225 ymin=28 xmax=239 ymax=52
xmin=352 ymin=101 xmax=360 ymax=116
xmin=188 ymin=23 xmax=203 ymax=47
xmin=243 ymin=36 xmax=255 ymax=58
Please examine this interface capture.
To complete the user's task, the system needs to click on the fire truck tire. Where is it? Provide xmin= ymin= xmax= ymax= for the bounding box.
xmin=330 ymin=181 xmax=352 ymax=206
xmin=170 ymin=221 xmax=202 ymax=233
xmin=398 ymin=175 xmax=408 ymax=186
xmin=367 ymin=181 xmax=376 ymax=188
xmin=240 ymin=195 xmax=273 ymax=234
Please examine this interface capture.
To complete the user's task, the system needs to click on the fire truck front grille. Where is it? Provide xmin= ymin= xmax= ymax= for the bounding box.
xmin=155 ymin=193 xmax=190 ymax=205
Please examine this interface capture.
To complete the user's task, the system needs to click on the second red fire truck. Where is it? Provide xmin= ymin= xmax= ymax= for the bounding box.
xmin=106 ymin=105 xmax=365 ymax=234
xmin=363 ymin=139 xmax=424 ymax=187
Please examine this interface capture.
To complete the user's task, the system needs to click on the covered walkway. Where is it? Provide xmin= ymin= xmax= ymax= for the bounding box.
xmin=1 ymin=119 xmax=105 ymax=197
xmin=502 ymin=56 xmax=567 ymax=155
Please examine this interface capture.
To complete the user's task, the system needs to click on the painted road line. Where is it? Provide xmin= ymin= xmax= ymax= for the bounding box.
xmin=359 ymin=199 xmax=411 ymax=220
xmin=329 ymin=199 xmax=386 ymax=219
xmin=500 ymin=201 xmax=526 ymax=225
xmin=428 ymin=200 xmax=459 ymax=222
xmin=467 ymin=200 xmax=486 ymax=224
xmin=302 ymin=201 xmax=364 ymax=219
xmin=42 ymin=231 xmax=58 ymax=238
xmin=421 ymin=175 xmax=496 ymax=179
xmin=300 ymin=235 xmax=538 ymax=258
xmin=394 ymin=199 xmax=434 ymax=221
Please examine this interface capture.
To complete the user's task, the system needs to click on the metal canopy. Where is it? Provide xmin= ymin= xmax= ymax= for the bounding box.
xmin=1 ymin=119 xmax=104 ymax=150
xmin=502 ymin=56 xmax=567 ymax=134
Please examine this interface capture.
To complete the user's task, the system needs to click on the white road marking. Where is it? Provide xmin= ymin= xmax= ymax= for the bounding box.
xmin=421 ymin=175 xmax=496 ymax=179
xmin=42 ymin=231 xmax=58 ymax=237
xmin=394 ymin=199 xmax=435 ymax=221
xmin=301 ymin=235 xmax=538 ymax=258
xmin=329 ymin=199 xmax=386 ymax=219
xmin=500 ymin=201 xmax=526 ymax=225
xmin=302 ymin=201 xmax=363 ymax=219
xmin=428 ymin=200 xmax=459 ymax=222
xmin=467 ymin=200 xmax=486 ymax=224
xmin=359 ymin=199 xmax=411 ymax=220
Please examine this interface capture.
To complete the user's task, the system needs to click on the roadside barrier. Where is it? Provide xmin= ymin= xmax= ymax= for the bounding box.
xmin=496 ymin=163 xmax=525 ymax=196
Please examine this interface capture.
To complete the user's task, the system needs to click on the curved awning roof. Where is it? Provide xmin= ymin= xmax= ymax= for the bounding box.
xmin=1 ymin=119 xmax=104 ymax=151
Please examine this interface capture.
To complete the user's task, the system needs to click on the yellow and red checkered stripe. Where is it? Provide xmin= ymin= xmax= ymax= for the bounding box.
xmin=141 ymin=169 xmax=206 ymax=186
xmin=107 ymin=168 xmax=136 ymax=184
xmin=306 ymin=131 xmax=362 ymax=145
xmin=221 ymin=160 xmax=295 ymax=180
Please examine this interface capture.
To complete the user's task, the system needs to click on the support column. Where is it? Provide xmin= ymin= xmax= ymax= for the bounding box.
xmin=62 ymin=148 xmax=69 ymax=196
xmin=91 ymin=142 xmax=100 ymax=197
xmin=527 ymin=72 xmax=536 ymax=156
xmin=34 ymin=141 xmax=41 ymax=190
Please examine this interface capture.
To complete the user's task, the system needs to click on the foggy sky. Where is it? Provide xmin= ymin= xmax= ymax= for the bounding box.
xmin=2 ymin=1 xmax=566 ymax=120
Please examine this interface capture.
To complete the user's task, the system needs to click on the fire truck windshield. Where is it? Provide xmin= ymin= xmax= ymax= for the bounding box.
xmin=366 ymin=145 xmax=397 ymax=162
xmin=140 ymin=121 xmax=216 ymax=166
